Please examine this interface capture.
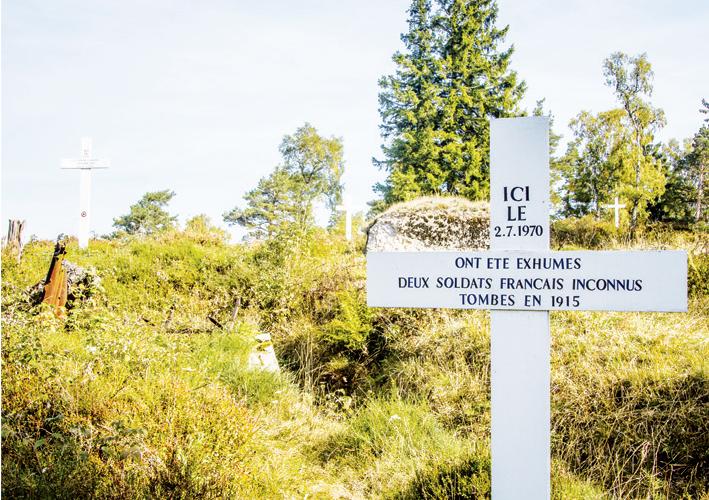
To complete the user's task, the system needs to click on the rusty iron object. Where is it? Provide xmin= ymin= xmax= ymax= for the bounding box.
xmin=42 ymin=240 xmax=69 ymax=317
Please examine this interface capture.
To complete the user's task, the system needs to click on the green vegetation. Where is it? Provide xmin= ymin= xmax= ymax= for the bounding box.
xmin=113 ymin=190 xmax=178 ymax=236
xmin=373 ymin=0 xmax=524 ymax=210
xmin=370 ymin=1 xmax=707 ymax=233
xmin=3 ymin=223 xmax=707 ymax=498
xmin=223 ymin=123 xmax=344 ymax=239
xmin=3 ymin=1 xmax=708 ymax=498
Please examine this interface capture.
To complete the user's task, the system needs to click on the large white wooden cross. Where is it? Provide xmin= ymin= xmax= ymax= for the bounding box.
xmin=61 ymin=137 xmax=110 ymax=249
xmin=366 ymin=117 xmax=687 ymax=499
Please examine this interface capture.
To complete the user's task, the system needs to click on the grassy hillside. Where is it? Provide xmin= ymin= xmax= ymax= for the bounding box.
xmin=2 ymin=224 xmax=707 ymax=499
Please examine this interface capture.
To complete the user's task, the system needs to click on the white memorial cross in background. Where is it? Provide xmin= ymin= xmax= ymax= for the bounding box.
xmin=367 ymin=117 xmax=687 ymax=499
xmin=61 ymin=137 xmax=110 ymax=249
xmin=603 ymin=196 xmax=627 ymax=228
xmin=336 ymin=196 xmax=353 ymax=241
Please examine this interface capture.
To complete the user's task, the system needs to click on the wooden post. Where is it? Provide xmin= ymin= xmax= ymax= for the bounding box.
xmin=230 ymin=297 xmax=241 ymax=327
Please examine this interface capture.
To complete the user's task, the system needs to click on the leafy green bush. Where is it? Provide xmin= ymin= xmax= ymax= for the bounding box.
xmin=1 ymin=236 xmax=325 ymax=498
xmin=688 ymin=252 xmax=709 ymax=297
xmin=323 ymin=289 xmax=372 ymax=352
xmin=1 ymin=314 xmax=259 ymax=498
xmin=394 ymin=455 xmax=490 ymax=499
xmin=551 ymin=215 xmax=619 ymax=248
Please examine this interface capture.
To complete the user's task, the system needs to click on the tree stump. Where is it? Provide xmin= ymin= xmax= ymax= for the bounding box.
xmin=5 ymin=219 xmax=26 ymax=262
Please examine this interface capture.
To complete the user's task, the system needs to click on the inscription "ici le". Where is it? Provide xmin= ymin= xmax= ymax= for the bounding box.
xmin=503 ymin=185 xmax=530 ymax=222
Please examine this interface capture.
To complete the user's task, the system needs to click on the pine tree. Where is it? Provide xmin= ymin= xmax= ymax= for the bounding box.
xmin=373 ymin=0 xmax=524 ymax=211
xmin=113 ymin=190 xmax=177 ymax=235
xmin=224 ymin=124 xmax=344 ymax=239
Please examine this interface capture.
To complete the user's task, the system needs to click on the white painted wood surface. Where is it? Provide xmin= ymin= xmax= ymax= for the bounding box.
xmin=79 ymin=169 xmax=91 ymax=249
xmin=365 ymin=250 xmax=687 ymax=312
xmin=603 ymin=196 xmax=626 ymax=228
xmin=336 ymin=196 xmax=352 ymax=241
xmin=490 ymin=117 xmax=550 ymax=500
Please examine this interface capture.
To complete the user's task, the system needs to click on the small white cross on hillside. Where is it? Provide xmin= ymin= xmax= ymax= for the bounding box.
xmin=367 ymin=117 xmax=687 ymax=499
xmin=336 ymin=196 xmax=352 ymax=241
xmin=61 ymin=137 xmax=110 ymax=249
xmin=603 ymin=196 xmax=626 ymax=228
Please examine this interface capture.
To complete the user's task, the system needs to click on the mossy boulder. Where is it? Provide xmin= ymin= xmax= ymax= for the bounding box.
xmin=365 ymin=196 xmax=489 ymax=252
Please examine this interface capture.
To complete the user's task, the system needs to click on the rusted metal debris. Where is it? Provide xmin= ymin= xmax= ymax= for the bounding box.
xmin=207 ymin=315 xmax=224 ymax=329
xmin=42 ymin=240 xmax=69 ymax=318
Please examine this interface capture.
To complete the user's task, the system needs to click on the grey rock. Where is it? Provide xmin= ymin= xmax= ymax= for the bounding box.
xmin=366 ymin=196 xmax=490 ymax=252
xmin=248 ymin=332 xmax=281 ymax=373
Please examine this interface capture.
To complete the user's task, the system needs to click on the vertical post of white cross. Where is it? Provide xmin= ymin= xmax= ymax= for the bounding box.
xmin=336 ymin=196 xmax=352 ymax=241
xmin=490 ymin=117 xmax=550 ymax=499
xmin=603 ymin=196 xmax=626 ymax=228
xmin=78 ymin=138 xmax=92 ymax=249
xmin=61 ymin=137 xmax=110 ymax=249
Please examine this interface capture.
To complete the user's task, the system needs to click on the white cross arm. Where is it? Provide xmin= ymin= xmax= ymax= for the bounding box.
xmin=61 ymin=158 xmax=110 ymax=169
xmin=367 ymin=250 xmax=687 ymax=312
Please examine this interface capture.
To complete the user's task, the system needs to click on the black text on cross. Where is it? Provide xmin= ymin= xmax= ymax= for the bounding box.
xmin=398 ymin=277 xmax=430 ymax=288
xmin=503 ymin=185 xmax=529 ymax=221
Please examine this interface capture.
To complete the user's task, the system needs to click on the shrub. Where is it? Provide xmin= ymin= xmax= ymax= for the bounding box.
xmin=551 ymin=215 xmax=619 ymax=248
xmin=394 ymin=455 xmax=490 ymax=499
xmin=3 ymin=225 xmax=706 ymax=498
xmin=323 ymin=289 xmax=372 ymax=352
xmin=688 ymin=252 xmax=709 ymax=297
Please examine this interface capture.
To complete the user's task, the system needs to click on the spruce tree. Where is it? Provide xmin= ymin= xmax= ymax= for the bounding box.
xmin=373 ymin=0 xmax=524 ymax=211
xmin=373 ymin=0 xmax=442 ymax=211
xmin=435 ymin=0 xmax=525 ymax=198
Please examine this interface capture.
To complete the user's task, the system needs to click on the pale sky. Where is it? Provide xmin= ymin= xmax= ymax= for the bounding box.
xmin=2 ymin=0 xmax=707 ymax=241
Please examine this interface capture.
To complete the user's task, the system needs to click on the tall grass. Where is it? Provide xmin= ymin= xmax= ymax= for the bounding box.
xmin=551 ymin=307 xmax=708 ymax=498
xmin=2 ymin=224 xmax=707 ymax=498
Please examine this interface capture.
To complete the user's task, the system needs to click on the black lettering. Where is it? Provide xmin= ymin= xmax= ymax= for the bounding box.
xmin=398 ymin=276 xmax=429 ymax=288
